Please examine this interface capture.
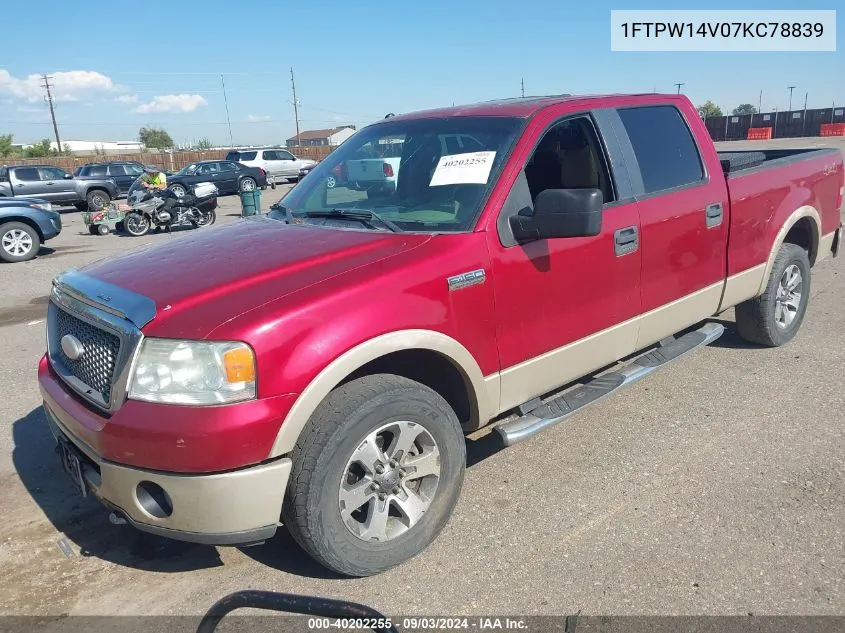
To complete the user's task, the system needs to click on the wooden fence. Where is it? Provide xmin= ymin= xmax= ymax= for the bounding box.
xmin=1 ymin=145 xmax=335 ymax=173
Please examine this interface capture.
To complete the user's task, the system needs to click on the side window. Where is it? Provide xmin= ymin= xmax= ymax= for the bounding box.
xmin=219 ymin=161 xmax=236 ymax=172
xmin=261 ymin=150 xmax=277 ymax=160
xmin=108 ymin=165 xmax=127 ymax=176
xmin=197 ymin=163 xmax=218 ymax=174
xmin=617 ymin=105 xmax=704 ymax=194
xmin=126 ymin=164 xmax=144 ymax=176
xmin=39 ymin=167 xmax=68 ymax=181
xmin=85 ymin=165 xmax=107 ymax=177
xmin=15 ymin=167 xmax=41 ymax=181
xmin=523 ymin=116 xmax=615 ymax=204
xmin=277 ymin=151 xmax=295 ymax=160
xmin=239 ymin=151 xmax=257 ymax=161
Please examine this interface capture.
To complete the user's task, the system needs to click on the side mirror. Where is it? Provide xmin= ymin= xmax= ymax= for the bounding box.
xmin=64 ymin=173 xmax=73 ymax=179
xmin=509 ymin=188 xmax=603 ymax=243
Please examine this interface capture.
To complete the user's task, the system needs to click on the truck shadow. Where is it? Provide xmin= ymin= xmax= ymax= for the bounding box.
xmin=705 ymin=318 xmax=764 ymax=350
xmin=12 ymin=407 xmax=224 ymax=574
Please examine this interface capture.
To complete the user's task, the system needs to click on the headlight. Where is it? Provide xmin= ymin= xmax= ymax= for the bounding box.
xmin=30 ymin=202 xmax=52 ymax=212
xmin=128 ymin=338 xmax=256 ymax=405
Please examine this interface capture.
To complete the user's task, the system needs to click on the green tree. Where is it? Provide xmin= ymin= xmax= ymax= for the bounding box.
xmin=23 ymin=139 xmax=54 ymax=158
xmin=732 ymin=104 xmax=758 ymax=115
xmin=0 ymin=134 xmax=17 ymax=158
xmin=697 ymin=101 xmax=723 ymax=119
xmin=139 ymin=126 xmax=174 ymax=149
xmin=61 ymin=143 xmax=73 ymax=156
xmin=196 ymin=137 xmax=213 ymax=149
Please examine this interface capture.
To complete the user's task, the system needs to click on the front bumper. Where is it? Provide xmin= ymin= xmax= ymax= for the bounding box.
xmin=44 ymin=403 xmax=291 ymax=545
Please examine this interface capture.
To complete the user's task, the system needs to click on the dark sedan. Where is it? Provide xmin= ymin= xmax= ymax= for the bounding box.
xmin=166 ymin=160 xmax=267 ymax=197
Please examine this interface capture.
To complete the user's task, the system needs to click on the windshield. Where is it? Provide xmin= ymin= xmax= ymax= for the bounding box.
xmin=174 ymin=164 xmax=197 ymax=176
xmin=273 ymin=116 xmax=525 ymax=233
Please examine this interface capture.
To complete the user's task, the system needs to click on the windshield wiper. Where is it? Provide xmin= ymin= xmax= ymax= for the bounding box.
xmin=303 ymin=209 xmax=402 ymax=233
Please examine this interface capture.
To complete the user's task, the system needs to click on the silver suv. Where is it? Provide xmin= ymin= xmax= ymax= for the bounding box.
xmin=225 ymin=148 xmax=316 ymax=187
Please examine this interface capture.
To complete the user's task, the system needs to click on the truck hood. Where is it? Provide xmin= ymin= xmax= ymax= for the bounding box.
xmin=76 ymin=216 xmax=431 ymax=338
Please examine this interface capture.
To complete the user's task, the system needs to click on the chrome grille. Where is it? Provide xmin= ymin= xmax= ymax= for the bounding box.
xmin=53 ymin=307 xmax=120 ymax=401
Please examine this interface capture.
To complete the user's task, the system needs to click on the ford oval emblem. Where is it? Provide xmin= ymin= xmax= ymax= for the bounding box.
xmin=60 ymin=334 xmax=85 ymax=361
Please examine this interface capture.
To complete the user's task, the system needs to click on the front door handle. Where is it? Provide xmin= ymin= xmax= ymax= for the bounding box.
xmin=705 ymin=202 xmax=723 ymax=228
xmin=614 ymin=226 xmax=639 ymax=256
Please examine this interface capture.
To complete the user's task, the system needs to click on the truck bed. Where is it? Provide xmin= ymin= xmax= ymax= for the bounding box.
xmin=717 ymin=147 xmax=833 ymax=175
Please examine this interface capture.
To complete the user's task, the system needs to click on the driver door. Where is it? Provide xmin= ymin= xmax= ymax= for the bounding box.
xmin=487 ymin=111 xmax=643 ymax=412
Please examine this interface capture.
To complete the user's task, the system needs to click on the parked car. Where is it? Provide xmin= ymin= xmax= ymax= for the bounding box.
xmin=73 ymin=161 xmax=146 ymax=196
xmin=0 ymin=165 xmax=118 ymax=211
xmin=225 ymin=148 xmax=316 ymax=186
xmin=0 ymin=197 xmax=61 ymax=263
xmin=36 ymin=94 xmax=843 ymax=578
xmin=165 ymin=160 xmax=267 ymax=197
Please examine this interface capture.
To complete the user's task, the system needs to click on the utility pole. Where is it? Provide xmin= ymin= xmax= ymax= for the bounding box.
xmin=221 ymin=75 xmax=234 ymax=147
xmin=520 ymin=78 xmax=525 ymax=98
xmin=41 ymin=74 xmax=61 ymax=152
xmin=758 ymin=89 xmax=763 ymax=114
xmin=787 ymin=85 xmax=795 ymax=112
xmin=290 ymin=67 xmax=301 ymax=147
xmin=674 ymin=82 xmax=684 ymax=94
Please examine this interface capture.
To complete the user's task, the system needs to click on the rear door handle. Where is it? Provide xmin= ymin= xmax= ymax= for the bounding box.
xmin=614 ymin=226 xmax=639 ymax=256
xmin=705 ymin=202 xmax=723 ymax=228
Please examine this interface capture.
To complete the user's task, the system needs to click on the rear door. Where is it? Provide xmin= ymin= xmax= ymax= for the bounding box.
xmin=217 ymin=161 xmax=240 ymax=192
xmin=8 ymin=167 xmax=47 ymax=199
xmin=107 ymin=164 xmax=133 ymax=194
xmin=613 ymin=103 xmax=729 ymax=349
xmin=276 ymin=150 xmax=301 ymax=177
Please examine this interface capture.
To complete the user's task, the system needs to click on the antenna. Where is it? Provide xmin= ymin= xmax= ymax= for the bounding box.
xmin=41 ymin=74 xmax=62 ymax=152
xmin=674 ymin=82 xmax=685 ymax=94
xmin=290 ymin=67 xmax=301 ymax=147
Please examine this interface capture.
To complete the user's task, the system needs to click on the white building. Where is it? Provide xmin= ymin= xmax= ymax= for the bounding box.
xmin=44 ymin=140 xmax=144 ymax=154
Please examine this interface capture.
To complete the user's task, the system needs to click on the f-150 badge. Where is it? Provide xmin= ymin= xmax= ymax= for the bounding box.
xmin=447 ymin=269 xmax=486 ymax=291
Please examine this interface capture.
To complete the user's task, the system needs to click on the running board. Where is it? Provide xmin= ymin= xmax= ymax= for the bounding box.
xmin=493 ymin=322 xmax=725 ymax=447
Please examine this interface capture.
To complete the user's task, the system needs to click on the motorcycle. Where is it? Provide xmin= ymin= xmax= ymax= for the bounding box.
xmin=123 ymin=181 xmax=218 ymax=237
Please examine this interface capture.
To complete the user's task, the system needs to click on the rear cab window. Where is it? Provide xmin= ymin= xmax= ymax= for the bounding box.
xmin=616 ymin=105 xmax=705 ymax=194
xmin=15 ymin=167 xmax=42 ymax=181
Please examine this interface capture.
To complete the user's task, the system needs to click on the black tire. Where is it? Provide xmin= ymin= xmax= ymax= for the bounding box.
xmin=282 ymin=374 xmax=466 ymax=577
xmin=169 ymin=183 xmax=187 ymax=198
xmin=88 ymin=225 xmax=99 ymax=235
xmin=97 ymin=224 xmax=110 ymax=236
xmin=735 ymin=243 xmax=811 ymax=347
xmin=123 ymin=212 xmax=150 ymax=237
xmin=115 ymin=221 xmax=125 ymax=233
xmin=240 ymin=177 xmax=257 ymax=192
xmin=86 ymin=189 xmax=110 ymax=212
xmin=196 ymin=209 xmax=216 ymax=226
xmin=0 ymin=221 xmax=41 ymax=263
xmin=75 ymin=202 xmax=88 ymax=211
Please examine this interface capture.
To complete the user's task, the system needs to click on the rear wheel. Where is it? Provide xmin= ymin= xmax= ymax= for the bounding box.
xmin=240 ymin=177 xmax=257 ymax=192
xmin=282 ymin=374 xmax=465 ymax=577
xmin=124 ymin=212 xmax=150 ymax=237
xmin=196 ymin=209 xmax=216 ymax=226
xmin=1 ymin=222 xmax=41 ymax=263
xmin=169 ymin=183 xmax=187 ymax=197
xmin=735 ymin=243 xmax=811 ymax=347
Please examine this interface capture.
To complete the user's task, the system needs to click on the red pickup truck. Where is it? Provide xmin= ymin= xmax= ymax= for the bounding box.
xmin=38 ymin=94 xmax=842 ymax=577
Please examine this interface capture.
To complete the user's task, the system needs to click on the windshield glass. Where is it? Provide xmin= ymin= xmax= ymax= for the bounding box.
xmin=174 ymin=164 xmax=197 ymax=176
xmin=274 ymin=116 xmax=525 ymax=233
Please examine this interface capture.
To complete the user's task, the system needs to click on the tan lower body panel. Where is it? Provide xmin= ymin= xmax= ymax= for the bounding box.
xmin=718 ymin=264 xmax=766 ymax=313
xmin=98 ymin=458 xmax=291 ymax=534
xmin=494 ymin=282 xmax=725 ymax=415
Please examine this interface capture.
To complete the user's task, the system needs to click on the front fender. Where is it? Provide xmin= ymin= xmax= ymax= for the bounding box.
xmin=267 ymin=329 xmax=496 ymax=458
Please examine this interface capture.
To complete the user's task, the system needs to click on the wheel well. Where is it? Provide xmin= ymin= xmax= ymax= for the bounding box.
xmin=784 ymin=217 xmax=818 ymax=265
xmin=342 ymin=349 xmax=474 ymax=427
xmin=86 ymin=187 xmax=110 ymax=197
xmin=0 ymin=216 xmax=44 ymax=240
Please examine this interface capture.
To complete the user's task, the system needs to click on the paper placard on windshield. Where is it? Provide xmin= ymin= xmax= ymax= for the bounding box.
xmin=429 ymin=151 xmax=496 ymax=187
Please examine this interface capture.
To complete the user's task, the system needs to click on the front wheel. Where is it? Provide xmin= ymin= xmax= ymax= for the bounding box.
xmin=735 ymin=243 xmax=811 ymax=347
xmin=282 ymin=374 xmax=465 ymax=577
xmin=123 ymin=212 xmax=150 ymax=237
xmin=0 ymin=221 xmax=41 ymax=263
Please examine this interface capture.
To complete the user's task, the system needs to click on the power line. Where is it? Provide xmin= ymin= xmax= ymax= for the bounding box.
xmin=290 ymin=67 xmax=300 ymax=145
xmin=40 ymin=74 xmax=62 ymax=151
xmin=220 ymin=75 xmax=234 ymax=147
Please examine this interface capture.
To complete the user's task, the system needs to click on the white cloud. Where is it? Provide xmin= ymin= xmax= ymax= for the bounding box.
xmin=115 ymin=94 xmax=139 ymax=104
xmin=134 ymin=94 xmax=208 ymax=114
xmin=247 ymin=114 xmax=272 ymax=122
xmin=0 ymin=69 xmax=116 ymax=102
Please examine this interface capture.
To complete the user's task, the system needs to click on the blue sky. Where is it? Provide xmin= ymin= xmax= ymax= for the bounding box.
xmin=1 ymin=0 xmax=841 ymax=146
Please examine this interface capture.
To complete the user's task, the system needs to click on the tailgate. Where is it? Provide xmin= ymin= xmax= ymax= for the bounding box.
xmin=345 ymin=159 xmax=389 ymax=182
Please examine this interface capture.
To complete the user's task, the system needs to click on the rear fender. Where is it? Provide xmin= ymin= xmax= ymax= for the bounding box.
xmin=757 ymin=202 xmax=820 ymax=296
